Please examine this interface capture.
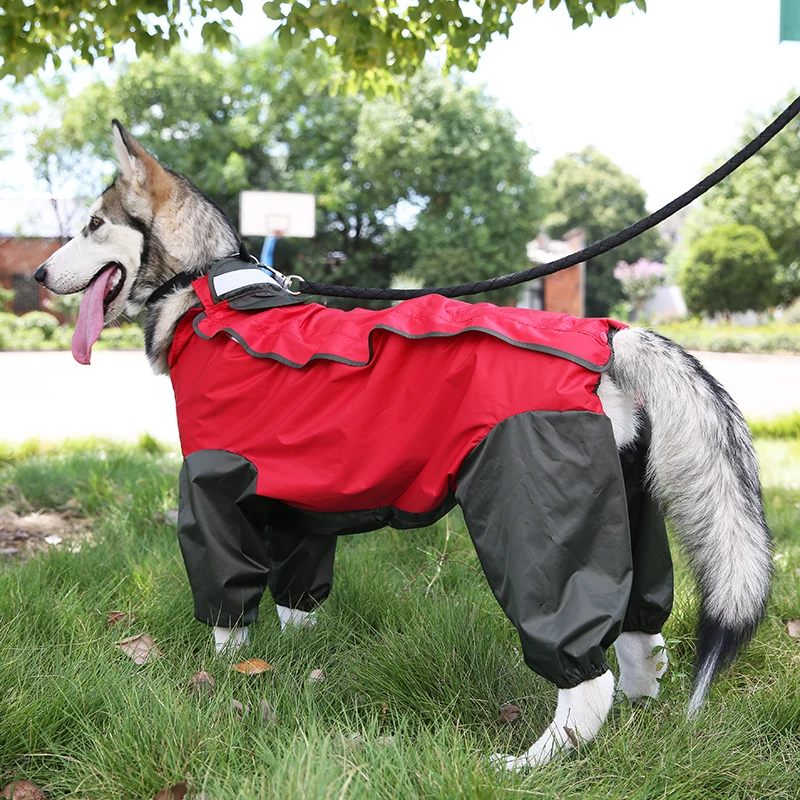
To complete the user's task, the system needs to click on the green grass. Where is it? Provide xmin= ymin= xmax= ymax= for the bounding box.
xmin=654 ymin=320 xmax=800 ymax=354
xmin=0 ymin=440 xmax=799 ymax=799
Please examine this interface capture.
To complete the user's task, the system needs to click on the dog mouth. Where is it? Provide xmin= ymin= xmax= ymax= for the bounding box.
xmin=99 ymin=264 xmax=126 ymax=311
xmin=71 ymin=263 xmax=127 ymax=366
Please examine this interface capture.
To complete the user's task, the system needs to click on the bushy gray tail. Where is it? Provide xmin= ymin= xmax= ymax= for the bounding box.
xmin=609 ymin=328 xmax=772 ymax=716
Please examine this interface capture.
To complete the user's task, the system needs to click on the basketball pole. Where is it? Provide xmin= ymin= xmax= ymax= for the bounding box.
xmin=260 ymin=234 xmax=280 ymax=268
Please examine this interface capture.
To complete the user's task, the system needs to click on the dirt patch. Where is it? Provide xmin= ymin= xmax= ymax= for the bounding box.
xmin=0 ymin=503 xmax=94 ymax=561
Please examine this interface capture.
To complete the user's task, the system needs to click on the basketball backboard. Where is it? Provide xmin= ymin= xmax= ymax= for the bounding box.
xmin=239 ymin=191 xmax=316 ymax=238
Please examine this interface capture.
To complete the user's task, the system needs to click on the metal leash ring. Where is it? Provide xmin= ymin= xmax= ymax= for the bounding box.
xmin=283 ymin=274 xmax=305 ymax=296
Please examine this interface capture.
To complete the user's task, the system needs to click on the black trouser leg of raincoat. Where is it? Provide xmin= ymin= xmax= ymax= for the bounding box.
xmin=178 ymin=450 xmax=271 ymax=628
xmin=456 ymin=410 xmax=633 ymax=690
xmin=178 ymin=450 xmax=339 ymax=626
xmin=619 ymin=416 xmax=674 ymax=634
xmin=264 ymin=526 xmax=337 ymax=613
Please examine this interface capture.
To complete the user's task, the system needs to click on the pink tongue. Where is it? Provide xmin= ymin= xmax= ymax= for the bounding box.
xmin=71 ymin=266 xmax=117 ymax=365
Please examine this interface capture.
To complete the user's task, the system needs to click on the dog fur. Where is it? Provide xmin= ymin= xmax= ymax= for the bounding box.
xmin=34 ymin=121 xmax=772 ymax=768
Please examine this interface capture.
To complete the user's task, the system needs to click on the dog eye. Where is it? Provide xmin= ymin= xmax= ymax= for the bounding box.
xmin=88 ymin=216 xmax=104 ymax=232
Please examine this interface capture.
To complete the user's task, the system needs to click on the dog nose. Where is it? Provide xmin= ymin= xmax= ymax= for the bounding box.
xmin=33 ymin=264 xmax=48 ymax=285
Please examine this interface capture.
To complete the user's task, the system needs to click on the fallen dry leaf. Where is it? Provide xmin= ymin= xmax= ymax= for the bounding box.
xmin=232 ymin=699 xmax=250 ymax=719
xmin=187 ymin=671 xmax=216 ymax=697
xmin=563 ymin=725 xmax=580 ymax=748
xmin=116 ymin=633 xmax=163 ymax=665
xmin=499 ymin=704 xmax=521 ymax=724
xmin=0 ymin=780 xmax=46 ymax=800
xmin=153 ymin=782 xmax=188 ymax=800
xmin=231 ymin=658 xmax=273 ymax=674
xmin=106 ymin=611 xmax=136 ymax=629
xmin=308 ymin=668 xmax=325 ymax=684
xmin=788 ymin=619 xmax=800 ymax=639
xmin=260 ymin=699 xmax=277 ymax=726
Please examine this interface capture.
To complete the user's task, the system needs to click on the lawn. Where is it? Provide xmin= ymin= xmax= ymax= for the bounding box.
xmin=0 ymin=438 xmax=798 ymax=799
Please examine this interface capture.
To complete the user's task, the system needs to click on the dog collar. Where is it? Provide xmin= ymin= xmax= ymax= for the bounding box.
xmin=146 ymin=242 xmax=307 ymax=310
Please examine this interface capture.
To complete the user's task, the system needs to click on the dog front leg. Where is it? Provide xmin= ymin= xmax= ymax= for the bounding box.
xmin=214 ymin=625 xmax=250 ymax=653
xmin=494 ymin=670 xmax=615 ymax=770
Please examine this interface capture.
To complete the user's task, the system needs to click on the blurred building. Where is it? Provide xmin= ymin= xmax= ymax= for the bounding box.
xmin=0 ymin=195 xmax=85 ymax=314
xmin=520 ymin=229 xmax=585 ymax=317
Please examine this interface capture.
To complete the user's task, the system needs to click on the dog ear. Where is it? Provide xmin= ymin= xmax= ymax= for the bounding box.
xmin=111 ymin=119 xmax=162 ymax=188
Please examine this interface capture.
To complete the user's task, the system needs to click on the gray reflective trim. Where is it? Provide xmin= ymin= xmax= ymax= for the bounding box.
xmin=192 ymin=313 xmax=613 ymax=372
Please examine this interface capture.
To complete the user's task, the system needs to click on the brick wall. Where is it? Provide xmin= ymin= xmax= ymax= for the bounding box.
xmin=543 ymin=229 xmax=585 ymax=317
xmin=0 ymin=237 xmax=62 ymax=314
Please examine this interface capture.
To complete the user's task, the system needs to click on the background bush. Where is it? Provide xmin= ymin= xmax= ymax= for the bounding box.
xmin=678 ymin=223 xmax=778 ymax=317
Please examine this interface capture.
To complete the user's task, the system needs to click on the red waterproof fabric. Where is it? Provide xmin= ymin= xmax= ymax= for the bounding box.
xmin=169 ymin=277 xmax=624 ymax=515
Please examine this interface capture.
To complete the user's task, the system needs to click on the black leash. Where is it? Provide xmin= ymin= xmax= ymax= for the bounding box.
xmin=296 ymin=95 xmax=800 ymax=301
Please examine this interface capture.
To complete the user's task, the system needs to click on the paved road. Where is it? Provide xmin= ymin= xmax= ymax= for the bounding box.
xmin=3 ymin=349 xmax=800 ymax=445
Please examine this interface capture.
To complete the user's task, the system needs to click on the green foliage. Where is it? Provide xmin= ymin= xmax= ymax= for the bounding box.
xmin=43 ymin=293 xmax=82 ymax=325
xmin=684 ymin=91 xmax=800 ymax=304
xmin=0 ymin=286 xmax=14 ymax=312
xmin=356 ymin=72 xmax=541 ymax=302
xmin=22 ymin=45 xmax=542 ymax=304
xmin=679 ymin=223 xmax=778 ymax=317
xmin=1 ymin=1 xmax=647 ymax=85
xmin=749 ymin=412 xmax=800 ymax=440
xmin=16 ymin=311 xmax=60 ymax=338
xmin=654 ymin=319 xmax=800 ymax=354
xmin=0 ymin=314 xmax=143 ymax=352
xmin=544 ymin=147 xmax=667 ymax=316
xmin=0 ymin=0 xmax=238 ymax=81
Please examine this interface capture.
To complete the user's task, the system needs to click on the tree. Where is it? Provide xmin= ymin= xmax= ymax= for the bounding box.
xmin=355 ymin=72 xmax=541 ymax=303
xmin=678 ymin=223 xmax=777 ymax=317
xmin=21 ymin=43 xmax=542 ymax=303
xmin=1 ymin=0 xmax=647 ymax=84
xmin=682 ymin=92 xmax=800 ymax=305
xmin=543 ymin=147 xmax=667 ymax=317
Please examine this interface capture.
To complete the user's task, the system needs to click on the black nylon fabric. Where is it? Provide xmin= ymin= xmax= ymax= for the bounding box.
xmin=455 ymin=410 xmax=632 ymax=689
xmin=620 ymin=416 xmax=674 ymax=633
xmin=178 ymin=451 xmax=268 ymax=627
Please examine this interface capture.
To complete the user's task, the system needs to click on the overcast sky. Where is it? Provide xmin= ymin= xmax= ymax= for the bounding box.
xmin=1 ymin=0 xmax=798 ymax=211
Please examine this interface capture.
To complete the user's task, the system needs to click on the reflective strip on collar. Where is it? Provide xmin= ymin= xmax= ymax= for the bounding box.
xmin=212 ymin=268 xmax=284 ymax=297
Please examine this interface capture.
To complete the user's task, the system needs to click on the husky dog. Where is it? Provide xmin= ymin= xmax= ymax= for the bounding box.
xmin=35 ymin=121 xmax=772 ymax=770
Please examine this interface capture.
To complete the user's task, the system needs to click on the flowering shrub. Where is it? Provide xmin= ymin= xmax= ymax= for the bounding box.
xmin=614 ymin=259 xmax=665 ymax=319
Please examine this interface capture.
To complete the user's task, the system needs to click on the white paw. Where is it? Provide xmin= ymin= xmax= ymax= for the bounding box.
xmin=276 ymin=604 xmax=318 ymax=631
xmin=490 ymin=752 xmax=531 ymax=772
xmin=615 ymin=632 xmax=668 ymax=701
xmin=213 ymin=625 xmax=249 ymax=654
xmin=490 ymin=672 xmax=614 ymax=771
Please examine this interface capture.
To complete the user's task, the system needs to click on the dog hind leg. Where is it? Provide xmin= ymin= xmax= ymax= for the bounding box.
xmin=276 ymin=604 xmax=317 ymax=631
xmin=456 ymin=411 xmax=633 ymax=768
xmin=494 ymin=671 xmax=615 ymax=770
xmin=615 ymin=631 xmax=667 ymax=701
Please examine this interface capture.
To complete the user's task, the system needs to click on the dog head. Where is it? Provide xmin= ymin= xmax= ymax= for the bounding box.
xmin=34 ymin=120 xmax=237 ymax=364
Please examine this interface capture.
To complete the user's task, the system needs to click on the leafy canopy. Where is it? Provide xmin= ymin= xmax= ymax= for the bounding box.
xmin=679 ymin=223 xmax=778 ymax=317
xmin=682 ymin=92 xmax=800 ymax=304
xmin=20 ymin=42 xmax=542 ymax=304
xmin=543 ymin=146 xmax=666 ymax=316
xmin=1 ymin=0 xmax=647 ymax=84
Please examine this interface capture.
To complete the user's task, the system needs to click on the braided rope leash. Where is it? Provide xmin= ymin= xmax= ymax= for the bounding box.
xmin=295 ymin=94 xmax=800 ymax=301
